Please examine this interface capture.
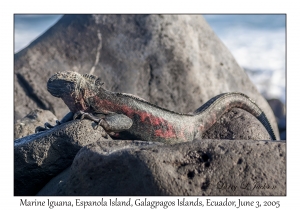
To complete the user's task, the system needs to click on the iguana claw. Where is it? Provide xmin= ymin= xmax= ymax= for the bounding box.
xmin=35 ymin=121 xmax=61 ymax=133
xmin=73 ymin=111 xmax=103 ymax=130
xmin=73 ymin=111 xmax=100 ymax=122
xmin=73 ymin=110 xmax=84 ymax=120
xmin=35 ymin=126 xmax=47 ymax=133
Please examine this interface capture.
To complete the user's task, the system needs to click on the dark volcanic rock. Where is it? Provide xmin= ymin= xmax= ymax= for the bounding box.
xmin=14 ymin=14 xmax=279 ymax=139
xmin=36 ymin=167 xmax=71 ymax=196
xmin=14 ymin=108 xmax=57 ymax=139
xmin=36 ymin=108 xmax=274 ymax=196
xmin=47 ymin=139 xmax=285 ymax=196
xmin=267 ymin=99 xmax=285 ymax=121
xmin=14 ymin=119 xmax=111 ymax=196
xmin=37 ymin=140 xmax=162 ymax=196
xmin=267 ymin=98 xmax=286 ymax=140
xmin=278 ymin=117 xmax=286 ymax=140
xmin=202 ymin=108 xmax=272 ymax=140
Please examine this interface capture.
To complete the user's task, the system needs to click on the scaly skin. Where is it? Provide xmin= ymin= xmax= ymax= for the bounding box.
xmin=46 ymin=71 xmax=277 ymax=143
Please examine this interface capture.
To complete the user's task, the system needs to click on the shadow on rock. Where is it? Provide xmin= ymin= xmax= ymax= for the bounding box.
xmin=38 ymin=139 xmax=286 ymax=196
xmin=14 ymin=119 xmax=110 ymax=196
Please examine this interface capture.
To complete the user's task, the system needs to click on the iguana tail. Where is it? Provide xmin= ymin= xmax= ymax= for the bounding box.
xmin=193 ymin=92 xmax=277 ymax=140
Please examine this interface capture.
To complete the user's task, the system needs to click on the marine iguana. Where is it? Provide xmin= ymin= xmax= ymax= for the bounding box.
xmin=37 ymin=71 xmax=277 ymax=143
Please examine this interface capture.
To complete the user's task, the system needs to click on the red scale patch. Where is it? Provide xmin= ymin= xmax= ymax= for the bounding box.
xmin=154 ymin=124 xmax=177 ymax=138
xmin=92 ymin=98 xmax=181 ymax=139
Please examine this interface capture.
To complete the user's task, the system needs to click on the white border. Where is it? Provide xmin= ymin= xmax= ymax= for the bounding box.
xmin=2 ymin=0 xmax=296 ymax=208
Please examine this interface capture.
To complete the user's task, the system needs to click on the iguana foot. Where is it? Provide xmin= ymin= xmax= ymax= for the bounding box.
xmin=35 ymin=126 xmax=47 ymax=133
xmin=73 ymin=110 xmax=106 ymax=130
xmin=73 ymin=111 xmax=100 ymax=122
xmin=35 ymin=120 xmax=61 ymax=133
xmin=73 ymin=111 xmax=110 ymax=138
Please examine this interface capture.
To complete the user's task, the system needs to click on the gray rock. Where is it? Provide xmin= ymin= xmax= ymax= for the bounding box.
xmin=278 ymin=117 xmax=286 ymax=140
xmin=36 ymin=108 xmax=273 ymax=196
xmin=36 ymin=140 xmax=163 ymax=196
xmin=14 ymin=108 xmax=57 ymax=139
xmin=14 ymin=119 xmax=111 ymax=196
xmin=202 ymin=108 xmax=272 ymax=140
xmin=267 ymin=99 xmax=286 ymax=140
xmin=280 ymin=130 xmax=286 ymax=140
xmin=57 ymin=139 xmax=285 ymax=196
xmin=36 ymin=167 xmax=71 ymax=196
xmin=267 ymin=99 xmax=286 ymax=121
xmin=14 ymin=14 xmax=279 ymax=139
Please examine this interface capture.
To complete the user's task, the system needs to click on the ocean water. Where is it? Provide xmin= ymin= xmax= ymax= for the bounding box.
xmin=14 ymin=14 xmax=286 ymax=104
xmin=203 ymin=15 xmax=286 ymax=104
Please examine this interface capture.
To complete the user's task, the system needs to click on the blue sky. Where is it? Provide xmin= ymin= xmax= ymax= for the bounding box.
xmin=14 ymin=15 xmax=62 ymax=53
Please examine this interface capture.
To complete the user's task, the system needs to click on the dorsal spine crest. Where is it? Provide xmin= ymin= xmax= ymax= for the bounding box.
xmin=82 ymin=74 xmax=104 ymax=86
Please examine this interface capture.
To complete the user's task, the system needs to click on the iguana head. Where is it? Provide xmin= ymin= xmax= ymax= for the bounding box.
xmin=47 ymin=71 xmax=81 ymax=98
xmin=47 ymin=71 xmax=104 ymax=112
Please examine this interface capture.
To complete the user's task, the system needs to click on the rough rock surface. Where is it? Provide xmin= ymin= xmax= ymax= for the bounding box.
xmin=14 ymin=14 xmax=279 ymax=139
xmin=37 ymin=167 xmax=71 ymax=196
xmin=37 ymin=140 xmax=163 ymax=196
xmin=17 ymin=105 xmax=274 ymax=196
xmin=14 ymin=119 xmax=111 ymax=196
xmin=44 ymin=139 xmax=285 ymax=196
xmin=202 ymin=108 xmax=271 ymax=140
xmin=14 ymin=108 xmax=57 ymax=139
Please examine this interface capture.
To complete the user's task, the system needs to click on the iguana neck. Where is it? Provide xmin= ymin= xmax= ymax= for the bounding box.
xmin=59 ymin=84 xmax=92 ymax=113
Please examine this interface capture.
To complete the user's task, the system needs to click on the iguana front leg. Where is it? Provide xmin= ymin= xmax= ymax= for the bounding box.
xmin=36 ymin=110 xmax=133 ymax=140
xmin=73 ymin=111 xmax=133 ymax=133
xmin=73 ymin=111 xmax=102 ymax=125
